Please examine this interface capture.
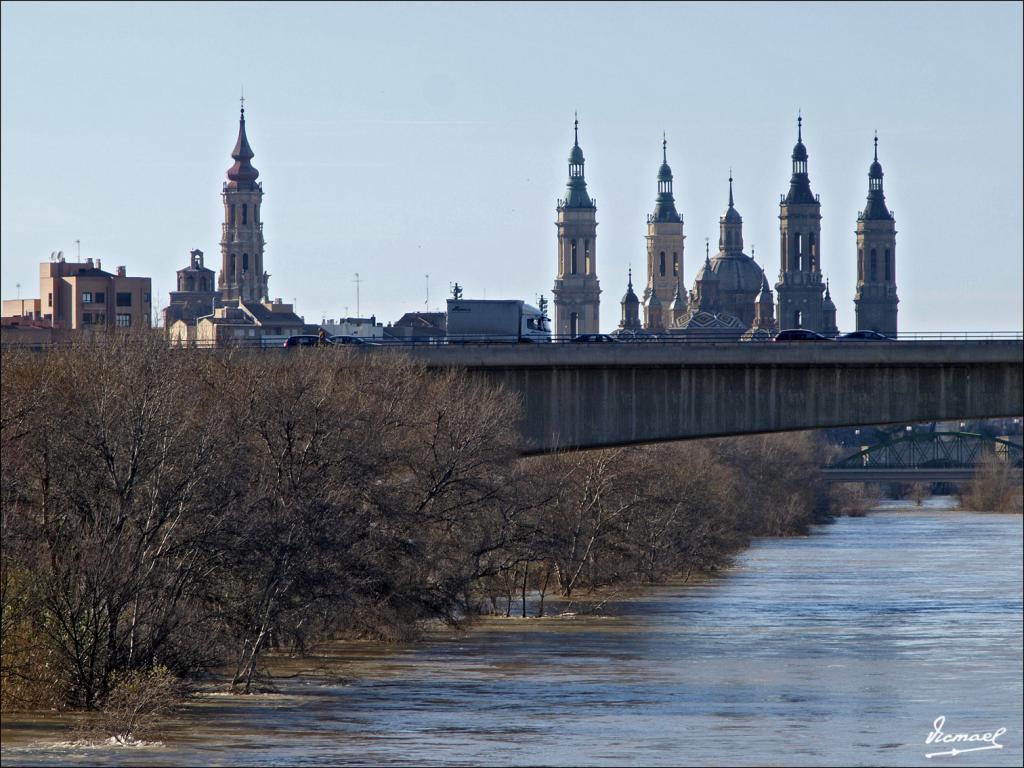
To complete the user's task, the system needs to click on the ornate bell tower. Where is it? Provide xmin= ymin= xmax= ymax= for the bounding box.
xmin=553 ymin=115 xmax=601 ymax=337
xmin=855 ymin=134 xmax=899 ymax=336
xmin=775 ymin=114 xmax=825 ymax=331
xmin=644 ymin=135 xmax=684 ymax=329
xmin=219 ymin=99 xmax=268 ymax=304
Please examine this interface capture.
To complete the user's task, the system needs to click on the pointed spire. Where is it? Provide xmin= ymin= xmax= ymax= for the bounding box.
xmin=728 ymin=169 xmax=734 ymax=208
xmin=874 ymin=130 xmax=878 ymax=161
xmin=562 ymin=113 xmax=592 ymax=208
xmin=825 ymin=278 xmax=831 ymax=299
xmin=797 ymin=110 xmax=802 ymax=142
xmin=662 ymin=132 xmax=667 ymax=164
xmin=226 ymin=98 xmax=259 ymax=188
xmin=628 ymin=266 xmax=633 ymax=290
xmin=705 ymin=237 xmax=710 ymax=265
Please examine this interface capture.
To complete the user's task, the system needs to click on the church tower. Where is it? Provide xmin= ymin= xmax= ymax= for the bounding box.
xmin=775 ymin=115 xmax=825 ymax=331
xmin=643 ymin=135 xmax=684 ymax=329
xmin=854 ymin=135 xmax=899 ymax=336
xmin=219 ymin=100 xmax=268 ymax=304
xmin=553 ymin=116 xmax=601 ymax=337
xmin=618 ymin=268 xmax=641 ymax=332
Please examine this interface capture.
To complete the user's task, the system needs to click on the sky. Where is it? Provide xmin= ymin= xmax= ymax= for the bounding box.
xmin=2 ymin=1 xmax=1022 ymax=333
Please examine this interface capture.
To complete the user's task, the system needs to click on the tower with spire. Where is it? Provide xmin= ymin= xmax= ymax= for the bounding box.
xmin=552 ymin=115 xmax=601 ymax=337
xmin=643 ymin=134 xmax=685 ymax=329
xmin=219 ymin=98 xmax=268 ymax=303
xmin=775 ymin=114 xmax=826 ymax=331
xmin=617 ymin=267 xmax=642 ymax=332
xmin=707 ymin=172 xmax=762 ymax=327
xmin=854 ymin=134 xmax=899 ymax=336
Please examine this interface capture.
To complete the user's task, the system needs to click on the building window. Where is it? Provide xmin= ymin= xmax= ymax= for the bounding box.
xmin=673 ymin=252 xmax=678 ymax=276
xmin=584 ymin=240 xmax=591 ymax=274
xmin=95 ymin=291 xmax=105 ymax=304
xmin=884 ymin=248 xmax=891 ymax=281
xmin=570 ymin=240 xmax=578 ymax=275
xmin=243 ymin=253 xmax=249 ymax=271
xmin=809 ymin=233 xmax=817 ymax=271
xmin=659 ymin=251 xmax=666 ymax=276
xmin=82 ymin=292 xmax=93 ymax=303
xmin=858 ymin=249 xmax=864 ymax=281
xmin=870 ymin=248 xmax=877 ymax=281
xmin=570 ymin=312 xmax=579 ymax=337
xmin=116 ymin=292 xmax=132 ymax=307
xmin=82 ymin=313 xmax=93 ymax=325
xmin=48 ymin=293 xmax=52 ymax=307
xmin=242 ymin=204 xmax=248 ymax=225
xmin=116 ymin=313 xmax=131 ymax=327
xmin=144 ymin=292 xmax=151 ymax=304
xmin=230 ymin=204 xmax=236 ymax=226
xmin=794 ymin=310 xmax=803 ymax=328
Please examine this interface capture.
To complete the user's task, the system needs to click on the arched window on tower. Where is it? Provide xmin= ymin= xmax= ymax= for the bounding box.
xmin=570 ymin=240 xmax=578 ymax=275
xmin=672 ymin=252 xmax=678 ymax=276
xmin=243 ymin=253 xmax=249 ymax=272
xmin=659 ymin=252 xmax=666 ymax=276
xmin=230 ymin=205 xmax=236 ymax=226
xmin=858 ymin=248 xmax=864 ymax=281
xmin=570 ymin=312 xmax=579 ymax=337
xmin=809 ymin=233 xmax=817 ymax=271
xmin=794 ymin=310 xmax=803 ymax=329
xmin=230 ymin=254 xmax=236 ymax=275
xmin=782 ymin=233 xmax=788 ymax=271
xmin=242 ymin=204 xmax=248 ymax=225
xmin=870 ymin=248 xmax=878 ymax=281
xmin=585 ymin=240 xmax=591 ymax=274
xmin=793 ymin=232 xmax=802 ymax=271
xmin=884 ymin=248 xmax=892 ymax=281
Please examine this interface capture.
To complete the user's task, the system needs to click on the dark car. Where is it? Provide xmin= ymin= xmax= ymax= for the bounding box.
xmin=282 ymin=334 xmax=323 ymax=348
xmin=773 ymin=329 xmax=829 ymax=342
xmin=329 ymin=335 xmax=376 ymax=346
xmin=571 ymin=333 xmax=619 ymax=343
xmin=838 ymin=330 xmax=893 ymax=341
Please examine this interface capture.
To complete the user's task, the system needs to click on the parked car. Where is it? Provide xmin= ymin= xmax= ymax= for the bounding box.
xmin=282 ymin=334 xmax=323 ymax=348
xmin=329 ymin=335 xmax=377 ymax=346
xmin=772 ymin=329 xmax=829 ymax=342
xmin=571 ymin=333 xmax=619 ymax=343
xmin=838 ymin=330 xmax=893 ymax=341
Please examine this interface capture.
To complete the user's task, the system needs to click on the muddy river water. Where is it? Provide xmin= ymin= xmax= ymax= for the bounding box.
xmin=2 ymin=505 xmax=1021 ymax=766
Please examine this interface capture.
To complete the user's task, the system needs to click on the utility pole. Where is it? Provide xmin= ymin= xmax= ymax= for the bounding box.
xmin=425 ymin=274 xmax=430 ymax=308
xmin=353 ymin=273 xmax=362 ymax=318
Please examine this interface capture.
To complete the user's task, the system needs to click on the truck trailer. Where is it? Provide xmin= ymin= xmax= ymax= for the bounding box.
xmin=445 ymin=299 xmax=551 ymax=343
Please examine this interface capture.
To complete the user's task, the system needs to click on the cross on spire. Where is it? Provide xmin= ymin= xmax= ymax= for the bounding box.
xmin=628 ymin=266 xmax=633 ymax=289
xmin=728 ymin=168 xmax=734 ymax=207
xmin=574 ymin=111 xmax=579 ymax=146
xmin=662 ymin=131 xmax=667 ymax=163
xmin=874 ymin=130 xmax=878 ymax=161
xmin=797 ymin=109 xmax=802 ymax=141
xmin=240 ymin=86 xmax=245 ymax=117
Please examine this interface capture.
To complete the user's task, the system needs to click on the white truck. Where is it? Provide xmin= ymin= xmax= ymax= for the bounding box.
xmin=446 ymin=299 xmax=551 ymax=343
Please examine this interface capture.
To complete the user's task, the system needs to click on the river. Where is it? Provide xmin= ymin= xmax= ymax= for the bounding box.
xmin=2 ymin=505 xmax=1021 ymax=766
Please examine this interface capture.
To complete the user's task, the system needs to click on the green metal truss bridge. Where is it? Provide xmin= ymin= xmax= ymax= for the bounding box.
xmin=822 ymin=431 xmax=1024 ymax=483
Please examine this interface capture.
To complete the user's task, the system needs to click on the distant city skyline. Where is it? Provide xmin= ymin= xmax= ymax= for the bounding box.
xmin=2 ymin=1 xmax=1022 ymax=332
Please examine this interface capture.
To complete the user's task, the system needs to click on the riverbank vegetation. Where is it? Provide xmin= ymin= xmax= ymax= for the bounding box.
xmin=1 ymin=335 xmax=846 ymax=720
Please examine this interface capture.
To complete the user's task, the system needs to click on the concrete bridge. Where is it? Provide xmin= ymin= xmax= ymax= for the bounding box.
xmin=394 ymin=341 xmax=1024 ymax=454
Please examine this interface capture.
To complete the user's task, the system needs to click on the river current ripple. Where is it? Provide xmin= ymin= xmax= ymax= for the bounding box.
xmin=3 ymin=506 xmax=1022 ymax=766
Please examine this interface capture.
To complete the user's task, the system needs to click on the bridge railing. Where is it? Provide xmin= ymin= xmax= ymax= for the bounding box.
xmin=2 ymin=330 xmax=1022 ymax=351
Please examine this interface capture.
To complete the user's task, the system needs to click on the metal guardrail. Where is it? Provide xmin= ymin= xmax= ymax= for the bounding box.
xmin=1 ymin=331 xmax=1022 ymax=351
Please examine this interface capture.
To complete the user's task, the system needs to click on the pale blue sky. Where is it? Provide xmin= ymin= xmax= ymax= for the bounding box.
xmin=2 ymin=1 xmax=1022 ymax=332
